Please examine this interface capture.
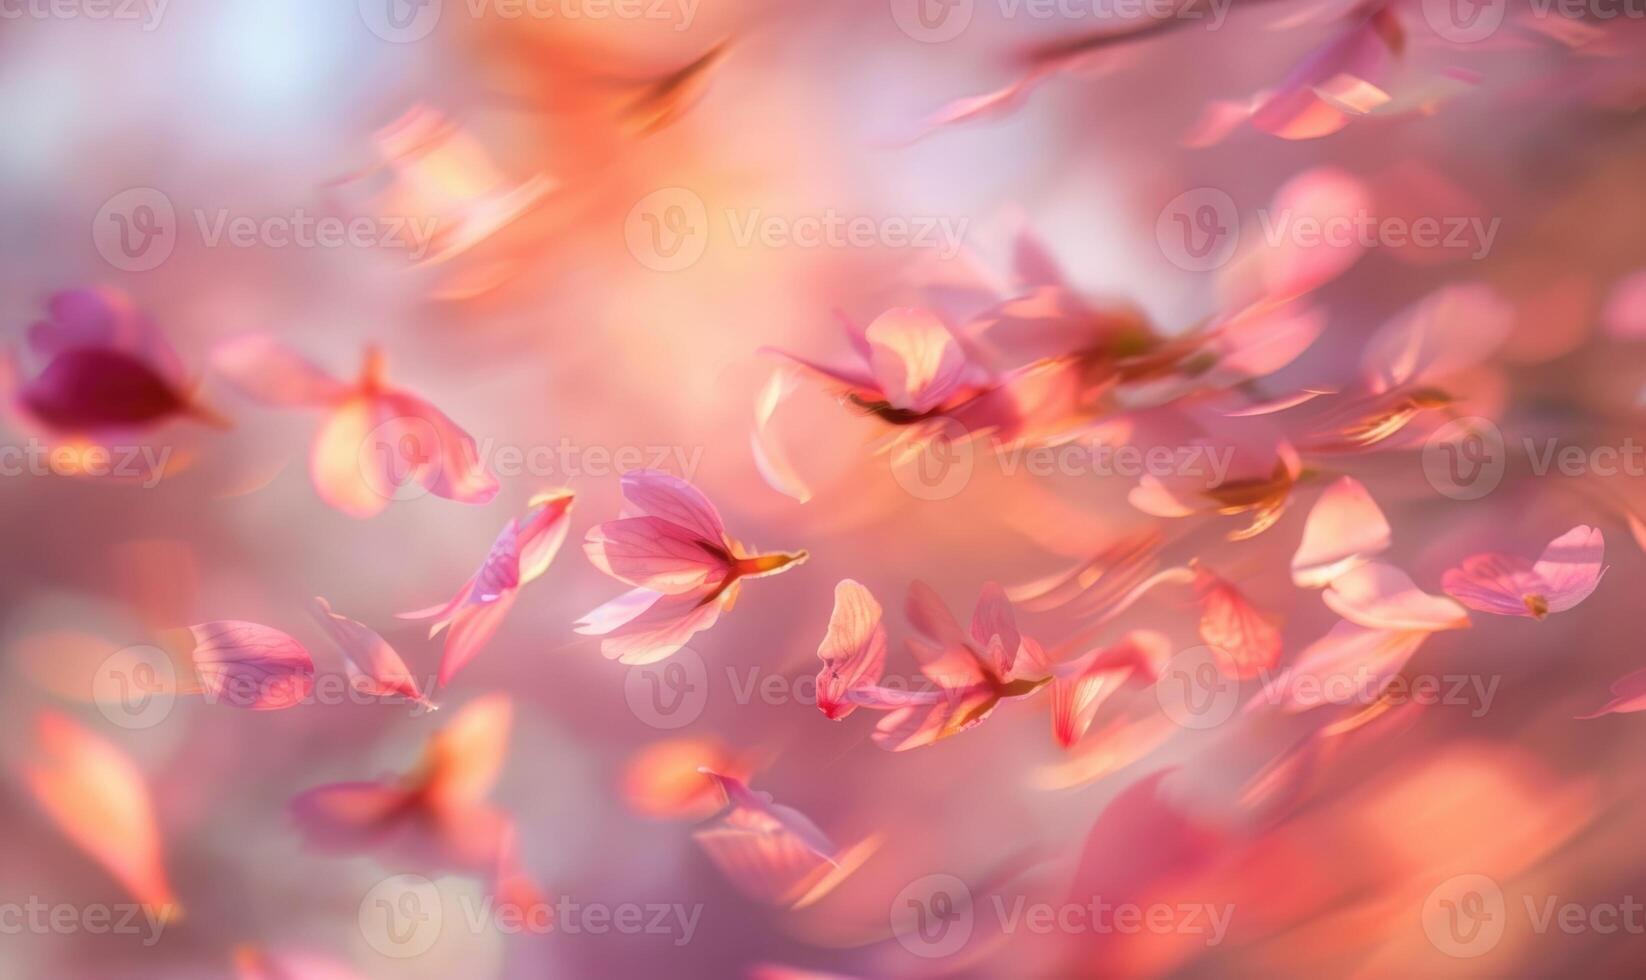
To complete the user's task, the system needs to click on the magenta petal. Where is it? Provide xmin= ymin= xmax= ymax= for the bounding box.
xmin=189 ymin=621 xmax=315 ymax=710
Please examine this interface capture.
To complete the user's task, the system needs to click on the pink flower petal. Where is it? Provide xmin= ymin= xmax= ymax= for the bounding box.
xmin=969 ymin=582 xmax=1021 ymax=679
xmin=1577 ymin=667 xmax=1646 ymax=719
xmin=311 ymin=597 xmax=430 ymax=707
xmin=575 ymin=586 xmax=728 ymax=664
xmin=1532 ymin=525 xmax=1606 ymax=613
xmin=1195 ymin=565 xmax=1282 ymax=678
xmin=189 ymin=621 xmax=316 ymax=710
xmin=1262 ymin=620 xmax=1429 ymax=713
xmin=1291 ymin=476 xmax=1391 ymax=587
xmin=619 ymin=469 xmax=728 ymax=544
xmin=864 ymin=308 xmax=967 ymax=414
xmin=377 ymin=391 xmax=499 ymax=506
xmin=1323 ymin=562 xmax=1470 ymax=632
xmin=815 ymin=579 xmax=888 ymax=721
xmin=24 ymin=712 xmax=179 ymax=913
xmin=584 ymin=516 xmax=730 ymax=593
xmin=1361 ymin=283 xmax=1514 ymax=392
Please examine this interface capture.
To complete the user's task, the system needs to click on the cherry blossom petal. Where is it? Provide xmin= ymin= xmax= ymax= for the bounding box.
xmin=1361 ymin=283 xmax=1514 ymax=392
xmin=1323 ymin=562 xmax=1470 ymax=632
xmin=815 ymin=579 xmax=888 ymax=721
xmin=693 ymin=771 xmax=868 ymax=908
xmin=584 ymin=516 xmax=730 ymax=593
xmin=20 ymin=348 xmax=199 ymax=433
xmin=618 ymin=469 xmax=728 ymax=544
xmin=1441 ymin=553 xmax=1546 ymax=618
xmin=969 ymin=582 xmax=1021 ymax=679
xmin=23 ymin=713 xmax=179 ymax=914
xmin=751 ymin=369 xmax=813 ymax=504
xmin=1532 ymin=525 xmax=1607 ymax=613
xmin=1195 ymin=565 xmax=1282 ymax=678
xmin=1261 ymin=620 xmax=1429 ymax=713
xmin=311 ymin=396 xmax=391 ymax=519
xmin=189 ymin=621 xmax=316 ymax=710
xmin=1259 ymin=168 xmax=1371 ymax=297
xmin=1291 ymin=476 xmax=1391 ymax=587
xmin=377 ymin=391 xmax=499 ymax=506
xmin=864 ymin=308 xmax=967 ymax=413
xmin=1577 ymin=667 xmax=1646 ymax=719
xmin=575 ymin=587 xmax=727 ymax=664
xmin=311 ymin=597 xmax=431 ymax=707
xmin=517 ymin=489 xmax=575 ymax=585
